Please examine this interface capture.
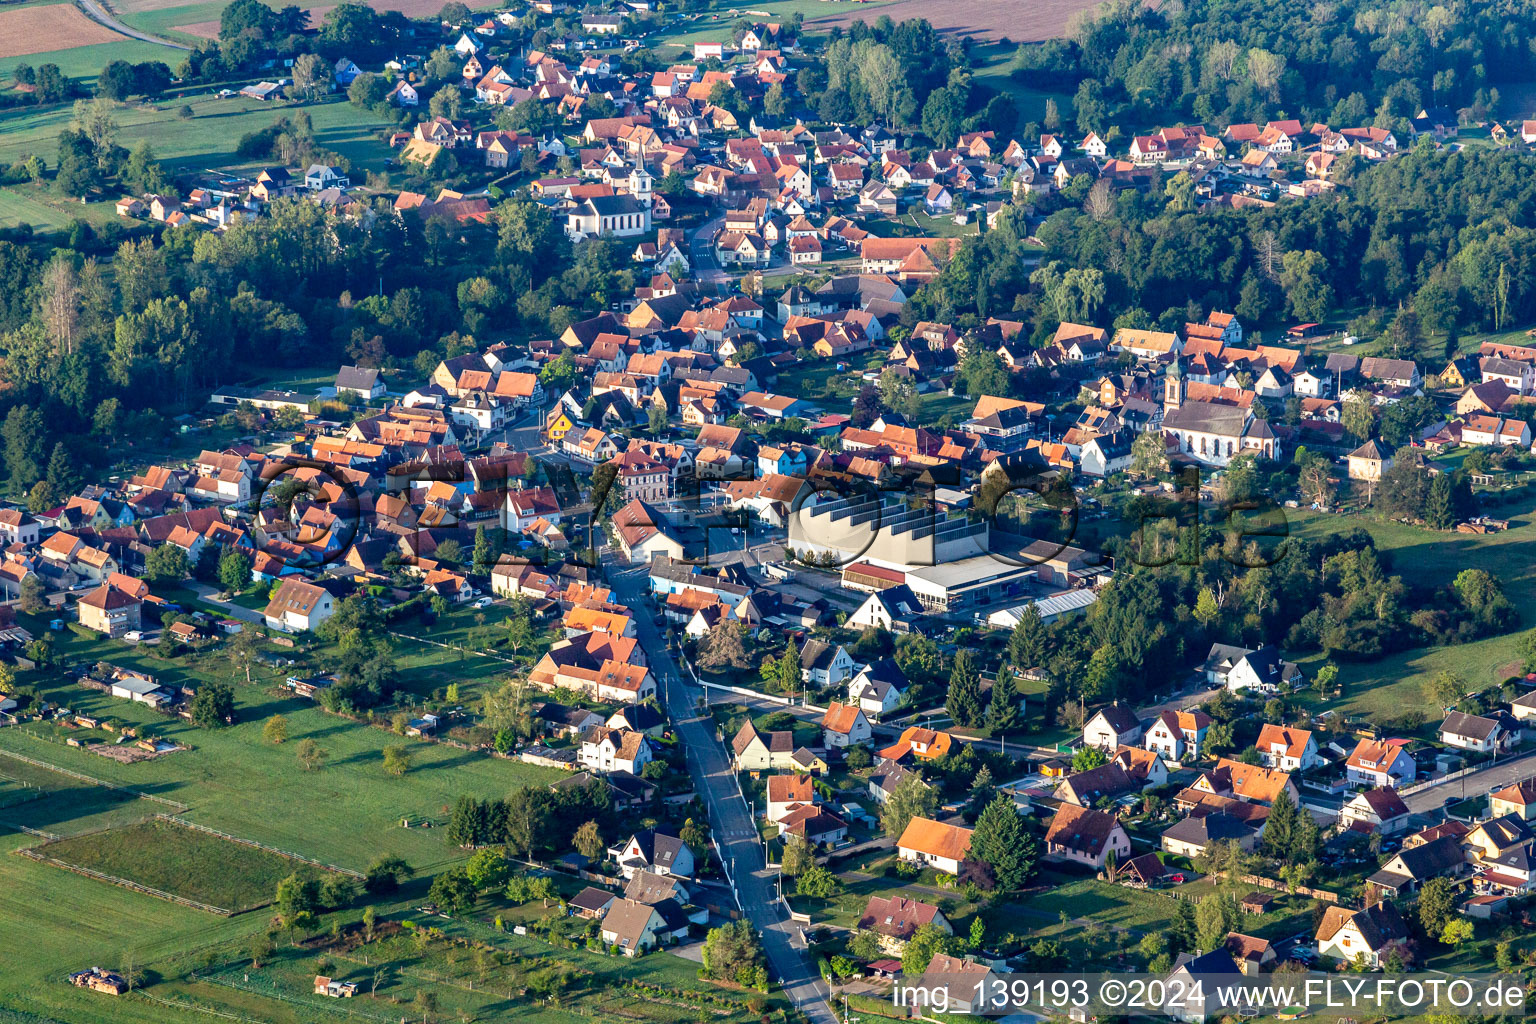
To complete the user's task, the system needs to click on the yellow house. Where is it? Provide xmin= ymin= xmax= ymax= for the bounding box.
xmin=545 ymin=408 xmax=575 ymax=442
xmin=1489 ymin=779 xmax=1536 ymax=821
xmin=1439 ymin=358 xmax=1470 ymax=388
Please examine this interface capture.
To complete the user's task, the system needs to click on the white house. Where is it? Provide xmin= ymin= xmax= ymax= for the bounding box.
xmin=579 ymin=727 xmax=653 ymax=775
xmin=1145 ymin=709 xmax=1211 ymax=762
xmin=1439 ymin=710 xmax=1506 ymax=753
xmin=800 ymin=640 xmax=854 ymax=687
xmin=897 ymin=816 xmax=972 ymax=875
xmin=821 ymin=701 xmax=871 ymax=749
xmin=611 ymin=828 xmax=694 ymax=879
xmin=1202 ymin=643 xmax=1303 ymax=694
xmin=263 ymin=579 xmax=335 ymax=633
xmin=1083 ymin=703 xmax=1143 ymax=750
xmin=1339 ymin=788 xmax=1411 ymax=835
xmin=848 ymin=660 xmax=906 ymax=719
xmin=1254 ymin=724 xmax=1321 ymax=772
xmin=1345 ymin=738 xmax=1415 ymax=788
xmin=846 ymin=584 xmax=923 ymax=633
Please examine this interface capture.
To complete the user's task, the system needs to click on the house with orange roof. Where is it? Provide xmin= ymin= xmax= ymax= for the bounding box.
xmin=1201 ymin=757 xmax=1297 ymax=806
xmin=820 ymin=701 xmax=871 ymax=749
xmin=1144 ymin=709 xmax=1211 ymax=762
xmin=1346 ymin=738 xmax=1416 ymax=788
xmin=766 ymin=773 xmax=815 ymax=823
xmin=877 ymin=726 xmax=955 ymax=763
xmin=897 ymin=816 xmax=972 ymax=875
xmin=562 ymin=605 xmax=635 ymax=638
xmin=1255 ymin=724 xmax=1320 ymax=772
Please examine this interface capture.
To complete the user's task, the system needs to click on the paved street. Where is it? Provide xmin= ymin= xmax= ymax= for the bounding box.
xmin=604 ymin=556 xmax=836 ymax=1024
xmin=1403 ymin=748 xmax=1536 ymax=813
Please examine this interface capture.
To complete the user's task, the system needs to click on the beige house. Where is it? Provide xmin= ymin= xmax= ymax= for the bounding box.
xmin=1044 ymin=804 xmax=1130 ymax=869
xmin=1489 ymin=778 xmax=1536 ymax=820
xmin=730 ymin=720 xmax=795 ymax=771
xmin=600 ymin=898 xmax=666 ymax=956
xmin=77 ymin=583 xmax=142 ymax=637
xmin=1315 ymin=902 xmax=1409 ymax=968
xmin=1346 ymin=439 xmax=1391 ymax=481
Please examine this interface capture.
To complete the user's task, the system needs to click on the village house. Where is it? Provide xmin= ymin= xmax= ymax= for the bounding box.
xmin=1144 ymin=709 xmax=1211 ymax=762
xmin=1254 ymin=724 xmax=1321 ymax=772
xmin=800 ymin=640 xmax=854 ymax=687
xmin=1345 ymin=738 xmax=1416 ymax=788
xmin=1315 ymin=902 xmax=1410 ymax=968
xmin=847 ymin=660 xmax=907 ymax=719
xmin=263 ymin=578 xmax=335 ymax=633
xmin=897 ymin=816 xmax=973 ymax=875
xmin=1044 ymin=804 xmax=1131 ymax=869
xmin=611 ymin=827 xmax=694 ymax=879
xmin=1083 ymin=703 xmax=1143 ymax=750
xmin=820 ymin=701 xmax=871 ymax=749
xmin=579 ymin=727 xmax=653 ymax=775
xmin=856 ymin=895 xmax=952 ymax=954
xmin=1340 ymin=787 xmax=1412 ymax=834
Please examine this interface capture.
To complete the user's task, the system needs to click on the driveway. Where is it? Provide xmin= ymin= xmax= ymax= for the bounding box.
xmin=184 ymin=582 xmax=266 ymax=625
xmin=604 ymin=554 xmax=835 ymax=1024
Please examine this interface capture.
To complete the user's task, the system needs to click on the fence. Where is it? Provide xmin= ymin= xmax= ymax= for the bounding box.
xmin=1227 ymin=872 xmax=1343 ymax=904
xmin=157 ymin=815 xmax=364 ymax=879
xmin=1400 ymin=757 xmax=1511 ymax=797
xmin=0 ymin=748 xmax=189 ymax=810
xmin=16 ymin=845 xmax=235 ymax=915
xmin=699 ymin=680 xmax=797 ymax=707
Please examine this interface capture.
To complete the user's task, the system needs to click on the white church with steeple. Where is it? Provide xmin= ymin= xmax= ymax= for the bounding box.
xmin=1161 ymin=358 xmax=1278 ymax=467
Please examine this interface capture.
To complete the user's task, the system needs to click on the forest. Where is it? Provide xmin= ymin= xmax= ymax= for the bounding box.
xmin=1012 ymin=0 xmax=1535 ymax=137
xmin=1012 ymin=518 xmax=1515 ymax=733
xmin=0 ymin=188 xmax=624 ymax=499
xmin=903 ymin=141 xmax=1536 ymax=354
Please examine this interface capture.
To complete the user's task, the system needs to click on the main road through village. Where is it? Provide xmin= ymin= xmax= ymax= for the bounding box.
xmin=604 ymin=554 xmax=837 ymax=1024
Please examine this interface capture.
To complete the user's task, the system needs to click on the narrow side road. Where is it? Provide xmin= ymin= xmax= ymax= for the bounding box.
xmin=76 ymin=0 xmax=191 ymax=48
xmin=605 ymin=556 xmax=837 ymax=1024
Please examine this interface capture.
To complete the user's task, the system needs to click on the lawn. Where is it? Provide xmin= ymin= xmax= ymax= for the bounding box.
xmin=970 ymin=40 xmax=1073 ymax=128
xmin=34 ymin=817 xmax=328 ymax=911
xmin=0 ymin=830 xmax=260 ymax=1024
xmin=0 ymin=181 xmax=124 ymax=231
xmin=0 ymin=93 xmax=395 ymax=178
xmin=1281 ymin=502 xmax=1536 ymax=719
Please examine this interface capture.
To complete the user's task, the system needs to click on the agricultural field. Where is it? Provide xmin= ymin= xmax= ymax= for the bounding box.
xmin=0 ymin=3 xmax=124 ymax=58
xmin=0 ymin=753 xmax=165 ymax=836
xmin=0 ymin=91 xmax=395 ymax=226
xmin=644 ymin=0 xmax=890 ymax=49
xmin=32 ymin=818 xmax=329 ymax=911
xmin=112 ymin=0 xmax=504 ymax=45
xmin=0 ymin=829 xmax=260 ymax=1024
xmin=809 ymin=0 xmax=1100 ymax=42
xmin=0 ymin=36 xmax=185 ymax=83
xmin=0 ymin=93 xmax=395 ymax=173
